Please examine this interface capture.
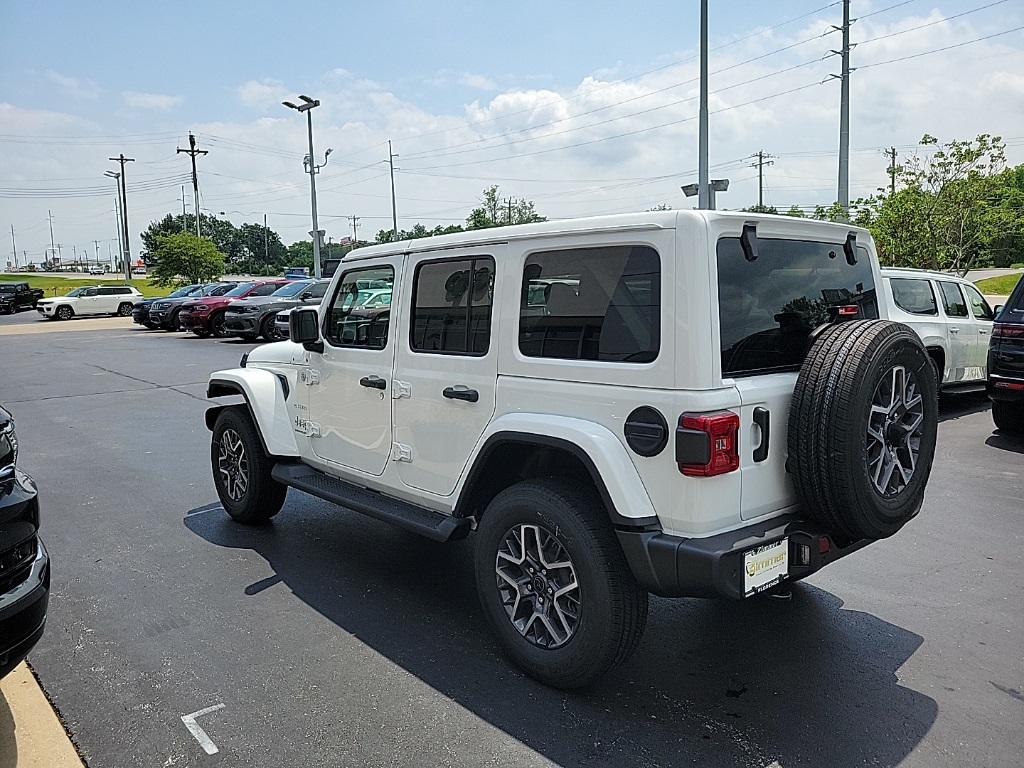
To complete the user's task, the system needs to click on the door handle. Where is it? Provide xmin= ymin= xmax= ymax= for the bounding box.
xmin=979 ymin=328 xmax=989 ymax=335
xmin=443 ymin=386 xmax=479 ymax=403
xmin=753 ymin=407 xmax=770 ymax=463
xmin=949 ymin=328 xmax=959 ymax=333
xmin=359 ymin=375 xmax=387 ymax=390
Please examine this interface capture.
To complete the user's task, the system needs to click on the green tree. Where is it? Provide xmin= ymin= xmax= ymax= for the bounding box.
xmin=466 ymin=185 xmax=546 ymax=229
xmin=785 ymin=205 xmax=806 ymax=217
xmin=141 ymin=213 xmax=243 ymax=264
xmin=238 ymin=222 xmax=287 ymax=265
xmin=374 ymin=223 xmax=465 ymax=244
xmin=742 ymin=204 xmax=779 ymax=214
xmin=150 ymin=232 xmax=224 ymax=286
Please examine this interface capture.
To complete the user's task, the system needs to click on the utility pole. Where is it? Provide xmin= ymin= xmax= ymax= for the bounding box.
xmin=10 ymin=225 xmax=16 ymax=269
xmin=350 ymin=215 xmax=360 ymax=245
xmin=181 ymin=185 xmax=187 ymax=221
xmin=177 ymin=132 xmax=208 ymax=237
xmin=886 ymin=147 xmax=898 ymax=195
xmin=109 ymin=154 xmax=135 ymax=284
xmin=750 ymin=151 xmax=775 ymax=208
xmin=829 ymin=0 xmax=855 ymax=217
xmin=48 ymin=210 xmax=56 ymax=265
xmin=282 ymin=96 xmax=328 ymax=278
xmin=387 ymin=140 xmax=399 ymax=241
xmin=94 ymin=240 xmax=100 ymax=268
xmin=263 ymin=213 xmax=269 ymax=264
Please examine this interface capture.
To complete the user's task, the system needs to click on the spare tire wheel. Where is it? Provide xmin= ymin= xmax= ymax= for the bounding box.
xmin=787 ymin=320 xmax=938 ymax=541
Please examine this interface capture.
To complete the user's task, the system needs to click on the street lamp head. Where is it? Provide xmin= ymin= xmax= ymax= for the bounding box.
xmin=299 ymin=94 xmax=315 ymax=104
xmin=711 ymin=179 xmax=730 ymax=192
xmin=282 ymin=101 xmax=298 ymax=110
xmin=104 ymin=170 xmax=120 ymax=179
xmin=681 ymin=183 xmax=699 ymax=197
xmin=325 ymin=147 xmax=333 ymax=156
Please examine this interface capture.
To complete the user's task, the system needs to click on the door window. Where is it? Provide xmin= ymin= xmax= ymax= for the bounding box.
xmin=962 ymin=283 xmax=994 ymax=320
xmin=937 ymin=281 xmax=968 ymax=317
xmin=247 ymin=283 xmax=283 ymax=298
xmin=519 ymin=245 xmax=660 ymax=363
xmin=323 ymin=266 xmax=394 ymax=349
xmin=890 ymin=278 xmax=937 ymax=315
xmin=410 ymin=258 xmax=494 ymax=355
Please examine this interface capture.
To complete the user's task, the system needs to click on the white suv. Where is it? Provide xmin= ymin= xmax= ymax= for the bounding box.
xmin=205 ymin=211 xmax=938 ymax=688
xmin=881 ymin=267 xmax=994 ymax=388
xmin=37 ymin=285 xmax=143 ymax=320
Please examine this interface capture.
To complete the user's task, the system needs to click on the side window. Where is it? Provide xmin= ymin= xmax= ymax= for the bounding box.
xmin=938 ymin=281 xmax=968 ymax=318
xmin=97 ymin=288 xmax=114 ymax=296
xmin=324 ymin=266 xmax=394 ymax=349
xmin=519 ymin=245 xmax=660 ymax=363
xmin=962 ymin=283 xmax=993 ymax=320
xmin=410 ymin=258 xmax=494 ymax=355
xmin=248 ymin=283 xmax=281 ymax=298
xmin=890 ymin=278 xmax=937 ymax=315
xmin=83 ymin=288 xmax=98 ymax=297
xmin=307 ymin=282 xmax=329 ymax=300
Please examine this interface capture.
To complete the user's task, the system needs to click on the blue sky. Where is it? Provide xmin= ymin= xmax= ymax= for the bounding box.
xmin=2 ymin=1 xmax=1023 ymax=265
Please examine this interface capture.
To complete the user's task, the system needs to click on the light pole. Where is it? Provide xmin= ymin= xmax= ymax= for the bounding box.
xmin=283 ymin=95 xmax=331 ymax=279
xmin=681 ymin=179 xmax=730 ymax=210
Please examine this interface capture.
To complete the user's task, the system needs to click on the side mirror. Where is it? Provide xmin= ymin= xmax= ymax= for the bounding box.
xmin=993 ymin=305 xmax=1004 ymax=316
xmin=290 ymin=308 xmax=323 ymax=352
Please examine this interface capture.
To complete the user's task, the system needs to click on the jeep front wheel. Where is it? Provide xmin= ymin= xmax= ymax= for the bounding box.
xmin=788 ymin=320 xmax=938 ymax=541
xmin=474 ymin=479 xmax=648 ymax=689
xmin=211 ymin=406 xmax=286 ymax=524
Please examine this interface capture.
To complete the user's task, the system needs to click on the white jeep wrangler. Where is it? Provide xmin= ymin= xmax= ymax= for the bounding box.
xmin=205 ymin=210 xmax=938 ymax=689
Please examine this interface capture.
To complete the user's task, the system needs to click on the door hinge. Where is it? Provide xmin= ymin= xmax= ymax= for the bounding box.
xmin=299 ymin=369 xmax=321 ymax=386
xmin=391 ymin=442 xmax=413 ymax=463
xmin=392 ymin=380 xmax=412 ymax=399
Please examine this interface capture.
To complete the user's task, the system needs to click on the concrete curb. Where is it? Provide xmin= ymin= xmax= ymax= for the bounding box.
xmin=0 ymin=662 xmax=84 ymax=767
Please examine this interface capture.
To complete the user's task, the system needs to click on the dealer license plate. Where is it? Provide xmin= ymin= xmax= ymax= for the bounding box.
xmin=743 ymin=538 xmax=788 ymax=597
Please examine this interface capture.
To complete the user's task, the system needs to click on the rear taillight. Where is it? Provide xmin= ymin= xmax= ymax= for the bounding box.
xmin=992 ymin=323 xmax=1024 ymax=339
xmin=677 ymin=411 xmax=740 ymax=477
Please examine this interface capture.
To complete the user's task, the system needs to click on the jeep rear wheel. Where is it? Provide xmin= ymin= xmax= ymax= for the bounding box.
xmin=474 ymin=479 xmax=648 ymax=689
xmin=992 ymin=400 xmax=1024 ymax=435
xmin=788 ymin=320 xmax=938 ymax=541
xmin=116 ymin=302 xmax=133 ymax=317
xmin=211 ymin=406 xmax=286 ymax=524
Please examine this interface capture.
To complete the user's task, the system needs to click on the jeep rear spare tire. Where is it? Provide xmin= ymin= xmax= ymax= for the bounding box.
xmin=474 ymin=478 xmax=648 ymax=689
xmin=788 ymin=320 xmax=938 ymax=541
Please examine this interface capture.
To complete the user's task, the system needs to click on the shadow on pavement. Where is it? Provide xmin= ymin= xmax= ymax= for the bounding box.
xmin=186 ymin=502 xmax=936 ymax=767
xmin=0 ymin=689 xmax=17 ymax=768
xmin=938 ymin=390 xmax=990 ymax=422
xmin=985 ymin=432 xmax=1024 ymax=454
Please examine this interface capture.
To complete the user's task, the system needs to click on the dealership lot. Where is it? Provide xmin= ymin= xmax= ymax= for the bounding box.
xmin=1 ymin=316 xmax=1022 ymax=768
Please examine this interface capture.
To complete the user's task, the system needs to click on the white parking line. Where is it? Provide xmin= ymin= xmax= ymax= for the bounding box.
xmin=181 ymin=703 xmax=225 ymax=755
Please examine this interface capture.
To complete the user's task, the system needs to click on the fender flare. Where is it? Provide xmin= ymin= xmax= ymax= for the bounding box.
xmin=456 ymin=412 xmax=660 ymax=526
xmin=206 ymin=369 xmax=299 ymax=457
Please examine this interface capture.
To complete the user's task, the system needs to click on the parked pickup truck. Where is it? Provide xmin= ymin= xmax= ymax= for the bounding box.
xmin=0 ymin=282 xmax=45 ymax=314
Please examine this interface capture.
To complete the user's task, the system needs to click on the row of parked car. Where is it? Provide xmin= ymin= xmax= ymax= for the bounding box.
xmin=131 ymin=277 xmax=391 ymax=343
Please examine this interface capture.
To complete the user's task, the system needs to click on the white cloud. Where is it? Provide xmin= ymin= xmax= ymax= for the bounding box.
xmin=237 ymin=79 xmax=291 ymax=110
xmin=121 ymin=91 xmax=183 ymax=111
xmin=46 ymin=70 xmax=101 ymax=99
xmin=459 ymin=73 xmax=497 ymax=90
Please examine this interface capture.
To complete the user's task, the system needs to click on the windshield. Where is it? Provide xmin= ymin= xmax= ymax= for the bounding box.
xmin=223 ymin=283 xmax=254 ymax=297
xmin=65 ymin=287 xmax=88 ymax=297
xmin=0 ymin=285 xmax=17 ymax=293
xmin=271 ymin=281 xmax=315 ymax=298
xmin=169 ymin=285 xmax=198 ymax=298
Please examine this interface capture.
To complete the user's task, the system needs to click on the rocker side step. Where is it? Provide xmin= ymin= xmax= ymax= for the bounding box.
xmin=271 ymin=463 xmax=472 ymax=543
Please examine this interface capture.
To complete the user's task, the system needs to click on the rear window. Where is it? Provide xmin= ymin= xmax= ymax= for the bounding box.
xmin=717 ymin=237 xmax=878 ymax=376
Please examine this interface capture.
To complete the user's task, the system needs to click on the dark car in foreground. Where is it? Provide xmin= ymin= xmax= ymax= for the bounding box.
xmin=132 ymin=284 xmax=203 ymax=329
xmin=224 ymin=279 xmax=329 ymax=341
xmin=149 ymin=283 xmax=236 ymax=331
xmin=0 ymin=407 xmax=49 ymax=679
xmin=987 ymin=275 xmax=1024 ymax=434
xmin=0 ymin=282 xmax=45 ymax=314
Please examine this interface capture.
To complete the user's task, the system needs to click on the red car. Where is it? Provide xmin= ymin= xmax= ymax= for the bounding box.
xmin=178 ymin=280 xmax=293 ymax=338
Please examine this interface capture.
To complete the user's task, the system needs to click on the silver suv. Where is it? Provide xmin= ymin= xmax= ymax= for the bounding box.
xmin=204 ymin=211 xmax=938 ymax=688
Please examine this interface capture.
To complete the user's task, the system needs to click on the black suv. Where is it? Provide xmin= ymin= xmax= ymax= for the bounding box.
xmin=149 ymin=282 xmax=236 ymax=331
xmin=0 ymin=407 xmax=49 ymax=679
xmin=987 ymin=275 xmax=1024 ymax=434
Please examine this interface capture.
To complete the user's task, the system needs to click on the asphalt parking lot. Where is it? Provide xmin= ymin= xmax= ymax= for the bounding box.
xmin=2 ymin=312 xmax=1022 ymax=767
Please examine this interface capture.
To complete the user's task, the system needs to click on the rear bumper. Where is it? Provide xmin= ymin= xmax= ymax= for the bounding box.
xmin=616 ymin=515 xmax=870 ymax=599
xmin=986 ymin=375 xmax=1024 ymax=403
